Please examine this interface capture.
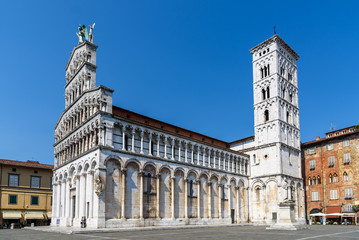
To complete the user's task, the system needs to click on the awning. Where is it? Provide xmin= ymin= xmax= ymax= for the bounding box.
xmin=326 ymin=206 xmax=342 ymax=218
xmin=2 ymin=211 xmax=22 ymax=219
xmin=25 ymin=212 xmax=44 ymax=220
xmin=342 ymin=213 xmax=356 ymax=217
xmin=309 ymin=213 xmax=325 ymax=217
xmin=46 ymin=212 xmax=52 ymax=218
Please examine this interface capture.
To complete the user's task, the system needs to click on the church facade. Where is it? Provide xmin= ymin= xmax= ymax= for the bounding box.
xmin=51 ymin=32 xmax=305 ymax=228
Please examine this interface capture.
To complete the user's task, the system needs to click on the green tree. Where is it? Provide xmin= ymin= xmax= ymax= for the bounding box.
xmin=352 ymin=205 xmax=359 ymax=212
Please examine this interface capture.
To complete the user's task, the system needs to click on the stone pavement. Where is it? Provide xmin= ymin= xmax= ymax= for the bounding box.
xmin=26 ymin=223 xmax=253 ymax=234
xmin=1 ymin=225 xmax=357 ymax=240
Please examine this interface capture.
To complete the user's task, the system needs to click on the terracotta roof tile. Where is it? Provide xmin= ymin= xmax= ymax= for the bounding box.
xmin=0 ymin=159 xmax=53 ymax=170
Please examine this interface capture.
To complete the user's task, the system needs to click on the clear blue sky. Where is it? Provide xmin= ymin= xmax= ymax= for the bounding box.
xmin=0 ymin=0 xmax=358 ymax=165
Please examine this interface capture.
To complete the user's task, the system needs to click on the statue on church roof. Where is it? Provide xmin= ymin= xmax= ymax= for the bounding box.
xmin=89 ymin=23 xmax=95 ymax=43
xmin=76 ymin=24 xmax=92 ymax=44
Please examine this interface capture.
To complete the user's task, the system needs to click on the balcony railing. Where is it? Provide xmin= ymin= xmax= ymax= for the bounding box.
xmin=342 ymin=207 xmax=354 ymax=213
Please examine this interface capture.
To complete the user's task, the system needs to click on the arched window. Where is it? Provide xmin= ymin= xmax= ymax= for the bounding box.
xmin=308 ymin=177 xmax=311 ymax=186
xmin=262 ymin=89 xmax=266 ymax=100
xmin=266 ymin=86 xmax=270 ymax=98
xmin=150 ymin=140 xmax=154 ymax=155
xmin=253 ymin=154 xmax=257 ymax=165
xmin=146 ymin=173 xmax=152 ymax=193
xmin=317 ymin=176 xmax=321 ymax=184
xmin=267 ymin=64 xmax=270 ymax=76
xmin=329 ymin=174 xmax=333 ymax=183
xmin=222 ymin=185 xmax=227 ymax=200
xmin=282 ymin=88 xmax=285 ymax=98
xmin=313 ymin=176 xmax=316 ymax=185
xmin=264 ymin=66 xmax=267 ymax=77
xmin=264 ymin=110 xmax=269 ymax=122
xmin=189 ymin=180 xmax=194 ymax=197
xmin=255 ymin=187 xmax=260 ymax=201
xmin=343 ymin=172 xmax=349 ymax=182
xmin=124 ymin=134 xmax=129 ymax=151
xmin=333 ymin=173 xmax=338 ymax=182
xmin=261 ymin=68 xmax=264 ymax=78
xmin=286 ymin=111 xmax=290 ymax=123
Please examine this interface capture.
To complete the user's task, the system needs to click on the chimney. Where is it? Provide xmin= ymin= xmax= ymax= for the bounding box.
xmin=316 ymin=136 xmax=320 ymax=140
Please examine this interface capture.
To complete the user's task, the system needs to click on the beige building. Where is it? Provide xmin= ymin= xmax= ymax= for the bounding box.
xmin=0 ymin=159 xmax=53 ymax=227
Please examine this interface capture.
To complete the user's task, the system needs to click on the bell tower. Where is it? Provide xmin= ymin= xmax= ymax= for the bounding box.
xmin=249 ymin=34 xmax=301 ymax=178
xmin=230 ymin=34 xmax=306 ymax=225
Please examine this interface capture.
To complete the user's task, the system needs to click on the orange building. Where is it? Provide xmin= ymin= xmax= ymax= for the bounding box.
xmin=302 ymin=125 xmax=359 ymax=225
xmin=0 ymin=159 xmax=53 ymax=228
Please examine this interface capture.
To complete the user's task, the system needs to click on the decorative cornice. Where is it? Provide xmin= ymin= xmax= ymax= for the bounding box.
xmin=249 ymin=34 xmax=299 ymax=60
xmin=112 ymin=115 xmax=249 ymax=158
xmin=99 ymin=145 xmax=250 ymax=177
xmin=54 ymin=112 xmax=101 ymax=147
xmin=65 ymin=62 xmax=97 ymax=89
xmin=55 ymin=85 xmax=114 ymax=130
xmin=65 ymin=41 xmax=98 ymax=71
xmin=255 ymin=119 xmax=300 ymax=131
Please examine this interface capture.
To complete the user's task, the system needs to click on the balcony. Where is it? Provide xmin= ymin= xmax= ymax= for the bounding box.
xmin=342 ymin=207 xmax=355 ymax=213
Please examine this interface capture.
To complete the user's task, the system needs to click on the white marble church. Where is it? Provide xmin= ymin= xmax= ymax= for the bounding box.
xmin=51 ymin=29 xmax=306 ymax=228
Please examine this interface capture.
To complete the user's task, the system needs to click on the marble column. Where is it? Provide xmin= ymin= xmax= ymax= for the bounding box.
xmin=79 ymin=173 xmax=87 ymax=218
xmin=218 ymin=154 xmax=222 ymax=169
xmin=197 ymin=180 xmax=201 ymax=218
xmin=246 ymin=187 xmax=250 ymax=222
xmin=52 ymin=182 xmax=58 ymax=218
xmin=57 ymin=182 xmax=62 ymax=217
xmin=178 ymin=142 xmax=181 ymax=161
xmin=139 ymin=172 xmax=144 ymax=219
xmin=171 ymin=176 xmax=175 ymax=219
xmin=227 ymin=182 xmax=231 ymax=218
xmin=140 ymin=132 xmax=144 ymax=154
xmin=121 ymin=169 xmax=126 ymax=219
xmin=185 ymin=144 xmax=188 ymax=163
xmin=122 ymin=129 xmax=126 ymax=150
xmin=61 ymin=180 xmax=66 ymax=217
xmin=65 ymin=178 xmax=71 ymax=219
xmin=213 ymin=152 xmax=218 ymax=169
xmin=149 ymin=134 xmax=153 ymax=156
xmin=87 ymin=171 xmax=94 ymax=218
xmin=202 ymin=150 xmax=206 ymax=167
xmin=131 ymin=130 xmax=135 ymax=152
xmin=75 ymin=175 xmax=80 ymax=218
xmin=156 ymin=174 xmax=160 ymax=218
xmin=218 ymin=184 xmax=222 ymax=219
xmin=157 ymin=136 xmax=160 ymax=157
xmin=184 ymin=179 xmax=188 ymax=219
xmin=236 ymin=187 xmax=240 ymax=223
xmin=191 ymin=147 xmax=194 ymax=164
xmin=208 ymin=182 xmax=212 ymax=218
xmin=164 ymin=137 xmax=168 ymax=159
xmin=197 ymin=148 xmax=200 ymax=166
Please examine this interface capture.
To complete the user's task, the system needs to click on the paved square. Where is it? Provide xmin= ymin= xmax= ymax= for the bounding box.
xmin=1 ymin=225 xmax=358 ymax=240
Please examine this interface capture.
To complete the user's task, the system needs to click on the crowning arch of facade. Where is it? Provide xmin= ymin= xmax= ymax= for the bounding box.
xmin=51 ymin=27 xmax=306 ymax=228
